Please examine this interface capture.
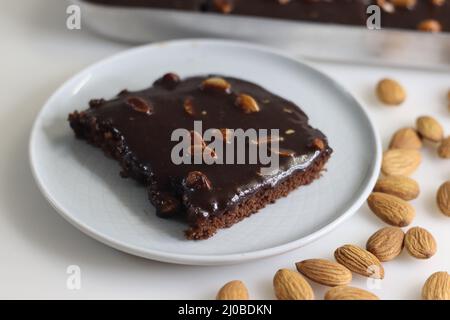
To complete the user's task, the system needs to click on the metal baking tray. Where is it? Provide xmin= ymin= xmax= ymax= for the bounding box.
xmin=73 ymin=0 xmax=450 ymax=70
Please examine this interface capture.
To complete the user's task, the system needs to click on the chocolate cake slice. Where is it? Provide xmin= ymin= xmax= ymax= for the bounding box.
xmin=68 ymin=73 xmax=332 ymax=239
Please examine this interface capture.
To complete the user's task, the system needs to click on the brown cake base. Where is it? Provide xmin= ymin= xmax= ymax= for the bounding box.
xmin=185 ymin=151 xmax=330 ymax=240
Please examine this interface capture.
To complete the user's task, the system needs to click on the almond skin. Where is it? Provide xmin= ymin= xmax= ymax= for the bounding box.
xmin=334 ymin=244 xmax=384 ymax=279
xmin=273 ymin=269 xmax=314 ymax=300
xmin=324 ymin=286 xmax=379 ymax=300
xmin=367 ymin=192 xmax=415 ymax=227
xmin=366 ymin=227 xmax=405 ymax=262
xmin=437 ymin=136 xmax=450 ymax=159
xmin=216 ymin=280 xmax=249 ymax=300
xmin=437 ymin=181 xmax=450 ymax=217
xmin=392 ymin=0 xmax=416 ymax=8
xmin=422 ymin=271 xmax=450 ymax=300
xmin=295 ymin=259 xmax=352 ymax=287
xmin=373 ymin=175 xmax=420 ymax=201
xmin=376 ymin=78 xmax=406 ymax=105
xmin=201 ymin=77 xmax=231 ymax=92
xmin=381 ymin=149 xmax=421 ymax=176
xmin=416 ymin=116 xmax=444 ymax=142
xmin=389 ymin=128 xmax=422 ymax=150
xmin=404 ymin=226 xmax=437 ymax=259
xmin=417 ymin=19 xmax=442 ymax=32
xmin=235 ymin=94 xmax=260 ymax=113
xmin=431 ymin=0 xmax=445 ymax=6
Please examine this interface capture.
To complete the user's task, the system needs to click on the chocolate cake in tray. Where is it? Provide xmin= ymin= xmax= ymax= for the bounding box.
xmin=68 ymin=73 xmax=332 ymax=240
xmin=84 ymin=0 xmax=450 ymax=32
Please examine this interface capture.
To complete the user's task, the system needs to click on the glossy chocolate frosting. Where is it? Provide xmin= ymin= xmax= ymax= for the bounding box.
xmin=76 ymin=74 xmax=331 ymax=219
xmin=209 ymin=0 xmax=372 ymax=26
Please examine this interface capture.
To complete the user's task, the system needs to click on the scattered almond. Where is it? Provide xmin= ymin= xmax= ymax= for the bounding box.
xmin=213 ymin=0 xmax=234 ymax=14
xmin=376 ymin=78 xmax=406 ymax=105
xmin=334 ymin=244 xmax=384 ymax=279
xmin=381 ymin=149 xmax=421 ymax=176
xmin=201 ymin=77 xmax=231 ymax=92
xmin=183 ymin=97 xmax=195 ymax=116
xmin=367 ymin=192 xmax=415 ymax=227
xmin=216 ymin=280 xmax=249 ymax=300
xmin=377 ymin=0 xmax=395 ymax=13
xmin=422 ymin=271 xmax=450 ymax=300
xmin=185 ymin=171 xmax=212 ymax=190
xmin=373 ymin=175 xmax=420 ymax=201
xmin=392 ymin=0 xmax=416 ymax=8
xmin=295 ymin=259 xmax=352 ymax=287
xmin=437 ymin=137 xmax=450 ymax=158
xmin=311 ymin=138 xmax=326 ymax=151
xmin=366 ymin=227 xmax=405 ymax=262
xmin=404 ymin=226 xmax=437 ymax=259
xmin=436 ymin=181 xmax=450 ymax=217
xmin=159 ymin=72 xmax=180 ymax=89
xmin=324 ymin=285 xmax=379 ymax=300
xmin=125 ymin=97 xmax=153 ymax=115
xmin=235 ymin=94 xmax=260 ymax=113
xmin=389 ymin=128 xmax=422 ymax=150
xmin=417 ymin=19 xmax=442 ymax=32
xmin=416 ymin=116 xmax=444 ymax=142
xmin=273 ymin=269 xmax=314 ymax=300
xmin=430 ymin=0 xmax=445 ymax=6
xmin=285 ymin=129 xmax=295 ymax=135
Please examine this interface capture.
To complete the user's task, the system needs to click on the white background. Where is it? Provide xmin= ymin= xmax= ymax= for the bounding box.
xmin=0 ymin=0 xmax=449 ymax=299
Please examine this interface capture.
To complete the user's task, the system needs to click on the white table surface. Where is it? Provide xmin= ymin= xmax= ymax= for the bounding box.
xmin=1 ymin=0 xmax=449 ymax=300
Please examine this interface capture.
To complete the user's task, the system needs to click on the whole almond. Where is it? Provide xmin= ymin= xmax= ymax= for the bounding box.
xmin=213 ymin=0 xmax=234 ymax=13
xmin=295 ymin=259 xmax=352 ymax=287
xmin=366 ymin=227 xmax=405 ymax=262
xmin=389 ymin=128 xmax=422 ymax=150
xmin=367 ymin=192 xmax=415 ymax=227
xmin=373 ymin=175 xmax=420 ymax=201
xmin=382 ymin=149 xmax=421 ymax=176
xmin=201 ymin=77 xmax=231 ymax=92
xmin=125 ymin=97 xmax=153 ymax=115
xmin=404 ymin=226 xmax=437 ymax=259
xmin=376 ymin=78 xmax=406 ymax=105
xmin=422 ymin=271 xmax=450 ymax=300
xmin=437 ymin=181 xmax=450 ymax=217
xmin=431 ymin=0 xmax=445 ymax=6
xmin=325 ymin=285 xmax=379 ymax=300
xmin=417 ymin=19 xmax=442 ymax=32
xmin=392 ymin=0 xmax=416 ymax=7
xmin=183 ymin=97 xmax=195 ymax=116
xmin=416 ymin=116 xmax=444 ymax=142
xmin=235 ymin=94 xmax=260 ymax=113
xmin=377 ymin=0 xmax=395 ymax=13
xmin=334 ymin=245 xmax=384 ymax=279
xmin=216 ymin=280 xmax=249 ymax=300
xmin=273 ymin=269 xmax=314 ymax=300
xmin=437 ymin=136 xmax=450 ymax=158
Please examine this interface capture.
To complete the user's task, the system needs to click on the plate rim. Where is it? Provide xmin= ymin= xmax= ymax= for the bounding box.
xmin=29 ymin=38 xmax=382 ymax=265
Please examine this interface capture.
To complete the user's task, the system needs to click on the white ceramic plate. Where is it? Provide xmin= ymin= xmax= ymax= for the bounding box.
xmin=30 ymin=39 xmax=381 ymax=265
